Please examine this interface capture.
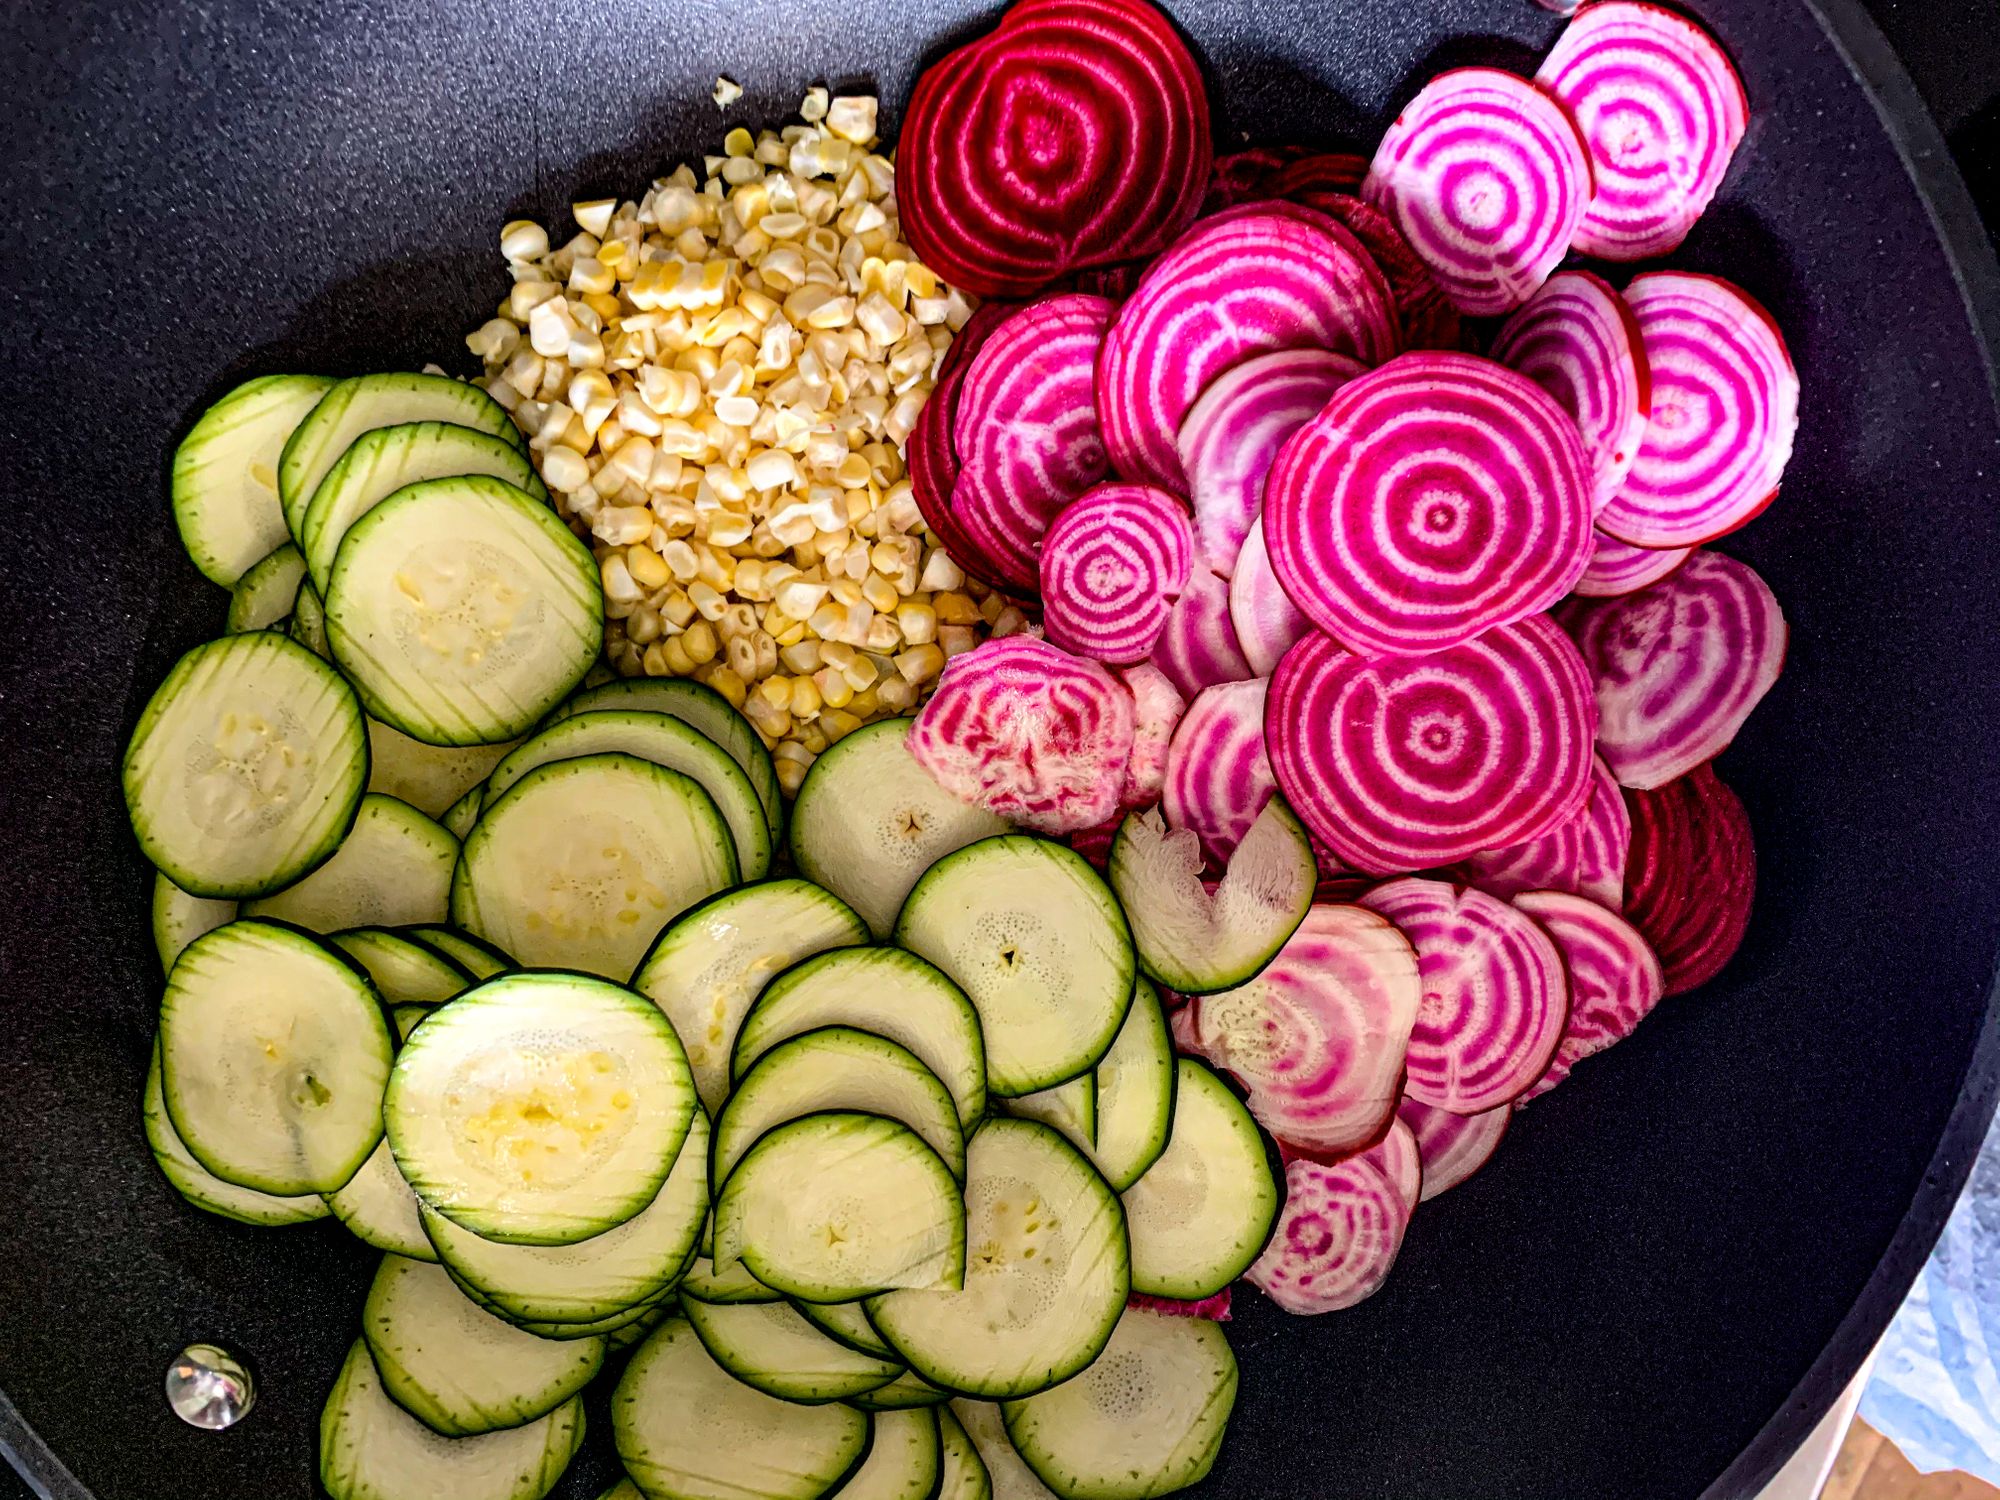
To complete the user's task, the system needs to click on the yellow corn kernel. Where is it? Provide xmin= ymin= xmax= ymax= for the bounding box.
xmin=641 ymin=642 xmax=671 ymax=677
xmin=813 ymin=667 xmax=854 ymax=709
xmin=861 ymin=572 xmax=899 ymax=614
xmin=662 ymin=636 xmax=698 ymax=675
xmin=820 ymin=707 xmax=863 ymax=742
xmin=841 ymin=655 xmax=878 ymax=692
xmin=847 ymin=686 xmax=881 ymax=719
xmin=626 ymin=545 xmax=672 ymax=590
xmin=790 ymin=676 xmax=822 ymax=718
xmin=933 ymin=591 xmax=981 ymax=625
xmin=799 ymin=722 xmax=830 ymax=754
xmin=683 ymin=620 xmax=719 ymax=665
xmin=895 ymin=600 xmax=937 ymax=645
xmin=626 ymin=606 xmax=664 ymax=646
xmin=775 ymin=758 xmax=808 ymax=795
xmin=707 ymin=665 xmax=749 ymax=708
xmin=757 ymin=675 xmax=792 ymax=711
xmin=895 ymin=644 xmax=945 ymax=685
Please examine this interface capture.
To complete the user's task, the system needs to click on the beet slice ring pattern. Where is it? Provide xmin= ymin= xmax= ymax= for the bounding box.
xmin=1515 ymin=889 xmax=1665 ymax=1100
xmin=1039 ymin=483 xmax=1195 ymax=664
xmin=1246 ymin=1122 xmax=1419 ymax=1315
xmin=1361 ymin=67 xmax=1591 ymax=316
xmin=908 ymin=304 xmax=1018 ymax=591
xmin=1148 ymin=565 xmax=1256 ymax=701
xmin=1118 ymin=663 xmax=1187 ymax=810
xmin=1623 ymin=762 xmax=1756 ymax=996
xmin=1396 ymin=1097 xmax=1511 ymax=1201
xmin=896 ymin=0 xmax=1212 ymax=297
xmin=1261 ymin=352 xmax=1594 ymax=658
xmin=1360 ymin=878 xmax=1569 ymax=1112
xmin=1573 ymin=530 xmax=1692 ymax=597
xmin=1162 ymin=678 xmax=1276 ymax=864
xmin=1536 ymin=0 xmax=1749 ymax=261
xmin=1228 ymin=528 xmax=1312 ymax=677
xmin=1597 ymin=272 xmax=1799 ymax=549
xmin=1292 ymin=190 xmax=1465 ymax=353
xmin=1267 ymin=616 xmax=1598 ymax=876
xmin=1461 ymin=754 xmax=1630 ymax=910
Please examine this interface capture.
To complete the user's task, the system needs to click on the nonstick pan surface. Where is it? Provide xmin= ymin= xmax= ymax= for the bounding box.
xmin=2 ymin=0 xmax=1999 ymax=1496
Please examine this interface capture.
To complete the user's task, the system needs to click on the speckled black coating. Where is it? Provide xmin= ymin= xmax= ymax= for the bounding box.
xmin=1 ymin=0 xmax=1997 ymax=1497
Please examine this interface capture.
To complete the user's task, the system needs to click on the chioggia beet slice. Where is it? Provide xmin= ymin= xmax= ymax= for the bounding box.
xmin=1573 ymin=530 xmax=1692 ymax=598
xmin=1039 ymin=484 xmax=1195 ymax=665
xmin=1162 ymin=678 xmax=1276 ymax=865
xmin=1117 ymin=663 xmax=1186 ymax=810
xmin=1290 ymin=190 xmax=1464 ymax=352
xmin=1461 ymin=755 xmax=1630 ymax=910
xmin=1129 ymin=1290 xmax=1232 ymax=1320
xmin=1246 ymin=1120 xmax=1420 ymax=1314
xmin=1397 ymin=1097 xmax=1511 ymax=1201
xmin=908 ymin=304 xmax=1018 ymax=591
xmin=1515 ymin=889 xmax=1665 ymax=1099
xmin=1149 ymin=565 xmax=1256 ymax=700
xmin=1622 ymin=762 xmax=1756 ymax=996
xmin=1228 ymin=528 xmax=1312 ymax=677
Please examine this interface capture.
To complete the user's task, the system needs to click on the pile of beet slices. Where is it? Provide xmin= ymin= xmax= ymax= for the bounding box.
xmin=901 ymin=0 xmax=1795 ymax=1315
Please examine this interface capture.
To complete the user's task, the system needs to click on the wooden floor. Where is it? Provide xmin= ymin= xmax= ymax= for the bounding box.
xmin=1823 ymin=1419 xmax=2000 ymax=1500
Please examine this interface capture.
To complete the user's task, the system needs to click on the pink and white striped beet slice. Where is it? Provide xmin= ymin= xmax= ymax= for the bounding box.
xmin=1560 ymin=549 xmax=1786 ymax=790
xmin=1097 ymin=202 xmax=1400 ymax=490
xmin=907 ymin=635 xmax=1136 ymax=834
xmin=1128 ymin=1289 xmax=1232 ymax=1320
xmin=1291 ymin=191 xmax=1465 ymax=354
xmin=1597 ymin=273 xmax=1800 ymax=549
xmin=1176 ymin=348 xmax=1365 ymax=574
xmin=1039 ymin=483 xmax=1195 ymax=665
xmin=1267 ymin=616 xmax=1598 ymax=875
xmin=1118 ymin=663 xmax=1187 ymax=810
xmin=1162 ymin=678 xmax=1275 ymax=864
xmin=1246 ymin=1121 xmax=1419 ymax=1314
xmin=1461 ymin=754 xmax=1630 ymax=910
xmin=1397 ymin=1096 xmax=1511 ymax=1201
xmin=1191 ymin=903 xmax=1421 ymax=1159
xmin=1361 ymin=878 xmax=1570 ymax=1112
xmin=1361 ymin=67 xmax=1592 ymax=316
xmin=1515 ymin=889 xmax=1665 ymax=1100
xmin=1536 ymin=1 xmax=1749 ymax=261
xmin=1574 ymin=530 xmax=1692 ymax=597
xmin=1490 ymin=270 xmax=1651 ymax=516
xmin=1228 ymin=528 xmax=1313 ymax=677
xmin=1261 ymin=352 xmax=1594 ymax=657
xmin=1149 ymin=565 xmax=1256 ymax=700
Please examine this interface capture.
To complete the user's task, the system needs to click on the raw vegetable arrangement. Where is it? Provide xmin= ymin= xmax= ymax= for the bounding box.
xmin=130 ymin=1 xmax=1791 ymax=1498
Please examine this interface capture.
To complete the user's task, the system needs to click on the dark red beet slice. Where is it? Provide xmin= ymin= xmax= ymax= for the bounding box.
xmin=1246 ymin=1120 xmax=1419 ymax=1314
xmin=1292 ymin=190 xmax=1464 ymax=352
xmin=1397 ymin=1097 xmax=1511 ymax=1201
xmin=1622 ymin=763 xmax=1756 ymax=996
xmin=1271 ymin=153 xmax=1371 ymax=197
xmin=1128 ymin=1290 xmax=1232 ymax=1320
xmin=1515 ymin=889 xmax=1665 ymax=1098
xmin=908 ymin=305 xmax=1017 ymax=591
xmin=1202 ymin=145 xmax=1313 ymax=213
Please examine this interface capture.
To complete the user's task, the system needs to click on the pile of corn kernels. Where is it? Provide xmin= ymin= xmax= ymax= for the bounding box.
xmin=465 ymin=89 xmax=1028 ymax=794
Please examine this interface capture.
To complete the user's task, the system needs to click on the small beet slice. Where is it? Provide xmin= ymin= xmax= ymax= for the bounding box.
xmin=908 ymin=305 xmax=1018 ymax=591
xmin=1536 ymin=1 xmax=1749 ymax=261
xmin=1039 ymin=484 xmax=1195 ymax=665
xmin=1271 ymin=152 xmax=1371 ymax=198
xmin=1149 ymin=565 xmax=1256 ymax=700
xmin=1118 ymin=663 xmax=1186 ymax=810
xmin=897 ymin=0 xmax=1212 ymax=297
xmin=1202 ymin=145 xmax=1312 ymax=213
xmin=1162 ymin=678 xmax=1275 ymax=865
xmin=1361 ymin=877 xmax=1570 ymax=1112
xmin=907 ymin=636 xmax=1136 ymax=834
xmin=1362 ymin=68 xmax=1591 ymax=316
xmin=1246 ymin=1121 xmax=1419 ymax=1314
xmin=1128 ymin=1289 xmax=1232 ymax=1320
xmin=1228 ymin=528 xmax=1312 ymax=677
xmin=1397 ymin=1097 xmax=1511 ymax=1201
xmin=1462 ymin=755 xmax=1630 ymax=911
xmin=1623 ymin=763 xmax=1756 ymax=996
xmin=1292 ymin=190 xmax=1464 ymax=353
xmin=1574 ymin=531 xmax=1693 ymax=598
xmin=1561 ymin=549 xmax=1786 ymax=790
xmin=1515 ymin=889 xmax=1665 ymax=1099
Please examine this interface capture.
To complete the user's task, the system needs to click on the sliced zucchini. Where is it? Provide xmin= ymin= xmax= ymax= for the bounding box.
xmin=330 ymin=927 xmax=471 ymax=1003
xmin=143 ymin=1041 xmax=328 ymax=1226
xmin=1090 ymin=980 xmax=1176 ymax=1193
xmin=421 ymin=1096 xmax=712 ymax=1324
xmin=613 ymin=1316 xmax=869 ymax=1500
xmin=869 ymin=1121 xmax=1128 ymax=1400
xmin=715 ymin=1028 xmax=965 ymax=1189
xmin=443 ymin=783 xmax=485 ymax=839
xmin=895 ymin=837 xmax=1134 ymax=1098
xmin=501 ymin=1283 xmax=680 ymax=1340
xmin=850 ymin=1370 xmax=952 ymax=1412
xmin=404 ymin=924 xmax=510 ymax=980
xmin=790 ymin=718 xmax=1011 ymax=938
xmin=599 ymin=1483 xmax=646 ymax=1500
xmin=608 ymin=1297 xmax=679 ymax=1353
xmin=488 ymin=710 xmax=770 ymax=880
xmin=367 ymin=717 xmax=516 ymax=818
xmin=949 ymin=1401 xmax=1057 ymax=1500
xmin=244 ymin=793 xmax=456 ymax=932
xmin=633 ymin=879 xmax=869 ymax=1113
xmin=326 ymin=476 xmax=602 ymax=746
xmin=123 ymin=631 xmax=368 ymax=899
xmin=835 ymin=1408 xmax=942 ymax=1500
xmin=1121 ymin=1058 xmax=1281 ymax=1301
xmin=717 ymin=1113 xmax=965 ymax=1302
xmin=938 ymin=1407 xmax=995 ymax=1500
xmin=681 ymin=1296 xmax=902 ymax=1403
xmin=392 ymin=1005 xmax=431 ymax=1042
xmin=1001 ymin=1307 xmax=1236 ymax=1500
xmin=226 ymin=543 xmax=307 ymax=632
xmin=291 ymin=578 xmax=331 ymax=657
xmin=388 ymin=970 xmax=696 ymax=1245
xmin=733 ymin=947 xmax=985 ymax=1130
xmin=159 ymin=919 xmax=392 ymax=1195
xmin=174 ymin=374 xmax=337 ymax=586
xmin=318 ymin=1339 xmax=581 ymax=1500
xmin=798 ymin=1299 xmax=897 ymax=1361
xmin=451 ymin=754 xmax=736 ymax=980
xmin=678 ymin=1252 xmax=783 ymax=1307
xmin=327 ymin=1136 xmax=433 ymax=1260
xmin=151 ymin=871 xmax=236 ymax=971
xmin=280 ymin=371 xmax=522 ymax=540
xmin=1001 ymin=1076 xmax=1095 ymax=1155
xmin=546 ymin=678 xmax=780 ymax=840
xmin=302 ymin=420 xmax=550 ymax=593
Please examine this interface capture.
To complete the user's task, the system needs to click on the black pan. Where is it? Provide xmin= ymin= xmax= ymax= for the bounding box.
xmin=3 ymin=0 xmax=1998 ymax=1496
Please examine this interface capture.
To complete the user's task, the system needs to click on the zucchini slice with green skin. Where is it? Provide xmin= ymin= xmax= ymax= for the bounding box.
xmin=869 ymin=1121 xmax=1129 ymax=1400
xmin=681 ymin=1296 xmax=903 ymax=1404
xmin=403 ymin=924 xmax=509 ymax=980
xmin=442 ymin=783 xmax=485 ymax=839
xmin=1121 ymin=1058 xmax=1281 ymax=1301
xmin=896 ymin=836 xmax=1135 ymax=1098
xmin=225 ymin=543 xmax=308 ymax=632
xmin=607 ymin=1298 xmax=678 ymax=1353
xmin=937 ymin=1406 xmax=995 ymax=1500
xmin=852 ymin=1369 xmax=953 ymax=1412
xmin=1089 ymin=980 xmax=1177 ymax=1193
xmin=1002 ymin=1075 xmax=1096 ymax=1154
xmin=327 ymin=1136 xmax=433 ymax=1261
xmin=1001 ymin=1307 xmax=1236 ymax=1500
xmin=280 ymin=371 xmax=522 ymax=540
xmin=545 ymin=678 xmax=780 ymax=840
xmin=798 ymin=1298 xmax=898 ymax=1361
xmin=291 ymin=578 xmax=331 ymax=657
xmin=325 ymin=476 xmax=603 ymax=747
xmin=949 ymin=1401 xmax=1057 ymax=1500
xmin=151 ymin=871 xmax=236 ymax=971
xmin=174 ymin=374 xmax=337 ymax=587
xmin=318 ymin=1339 xmax=582 ymax=1500
xmin=421 ymin=1098 xmax=711 ymax=1324
xmin=500 ymin=1283 xmax=680 ymax=1340
xmin=451 ymin=754 xmax=736 ymax=980
xmin=302 ymin=420 xmax=550 ymax=594
xmin=488 ymin=709 xmax=770 ymax=881
xmin=790 ymin=718 xmax=1011 ymax=939
xmin=123 ymin=631 xmax=368 ymax=899
xmin=366 ymin=717 xmax=516 ymax=819
xmin=388 ymin=970 xmax=697 ymax=1246
xmin=733 ymin=946 xmax=986 ymax=1130
xmin=363 ymin=1256 xmax=604 ymax=1439
xmin=717 ymin=1112 xmax=966 ymax=1303
xmin=837 ymin=1408 xmax=943 ymax=1500
xmin=244 ymin=793 xmax=456 ymax=932
xmin=678 ymin=1252 xmax=782 ymax=1306
xmin=143 ymin=1041 xmax=329 ymax=1226
xmin=330 ymin=927 xmax=471 ymax=1003
xmin=613 ymin=1316 xmax=869 ymax=1500
xmin=633 ymin=879 xmax=869 ymax=1113
xmin=160 ymin=919 xmax=392 ymax=1195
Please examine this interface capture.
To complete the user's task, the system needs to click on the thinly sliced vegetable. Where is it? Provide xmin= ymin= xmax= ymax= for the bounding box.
xmin=1091 ymin=978 xmax=1177 ymax=1191
xmin=1397 ymin=1097 xmax=1511 ymax=1201
xmin=1562 ymin=549 xmax=1786 ymax=790
xmin=850 ymin=1370 xmax=955 ymax=1412
xmin=151 ymin=872 xmax=237 ymax=970
xmin=1117 ymin=664 xmax=1185 ymax=810
xmin=1227 ymin=529 xmax=1311 ymax=677
xmin=1267 ymin=617 xmax=1598 ymax=874
xmin=175 ymin=375 xmax=338 ymax=586
xmin=1461 ymin=755 xmax=1631 ymax=910
xmin=938 ymin=1408 xmax=995 ymax=1500
xmin=327 ymin=1135 xmax=434 ymax=1261
xmin=1361 ymin=67 xmax=1591 ymax=316
xmin=1574 ymin=531 xmax=1693 ymax=597
xmin=1039 ymin=485 xmax=1194 ymax=665
xmin=144 ymin=1041 xmax=330 ymax=1226
xmin=405 ymin=925 xmax=509 ymax=981
xmin=1245 ymin=1122 xmax=1418 ymax=1313
xmin=797 ymin=1299 xmax=899 ymax=1362
xmin=681 ymin=1296 xmax=902 ymax=1403
xmin=1261 ymin=351 xmax=1593 ymax=656
xmin=1147 ymin=566 xmax=1255 ymax=701
xmin=953 ymin=1402 xmax=1058 ymax=1500
xmin=244 ymin=793 xmax=457 ymax=932
xmin=1161 ymin=678 xmax=1274 ymax=865
xmin=1291 ymin=191 xmax=1464 ymax=354
xmin=1597 ymin=274 xmax=1799 ymax=549
xmin=832 ymin=1409 xmax=943 ymax=1500
xmin=1128 ymin=1291 xmax=1231 ymax=1320
xmin=1003 ymin=1074 xmax=1097 ymax=1154
xmin=1515 ymin=890 xmax=1665 ymax=1098
xmin=443 ymin=784 xmax=485 ymax=839
xmin=366 ymin=718 xmax=515 ymax=819
xmin=679 ymin=1250 xmax=783 ymax=1306
xmin=1359 ymin=878 xmax=1568 ymax=1112
xmin=1536 ymin=1 xmax=1749 ymax=260
xmin=291 ymin=579 xmax=331 ymax=657
xmin=329 ymin=927 xmax=470 ymax=1004
xmin=226 ymin=543 xmax=308 ymax=632
xmin=1622 ymin=763 xmax=1756 ymax=996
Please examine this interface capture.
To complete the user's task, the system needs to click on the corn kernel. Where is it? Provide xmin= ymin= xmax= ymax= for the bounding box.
xmin=627 ymin=543 xmax=673 ymax=589
xmin=627 ymin=606 xmax=664 ymax=646
xmin=683 ymin=620 xmax=719 ymax=664
xmin=501 ymin=219 xmax=549 ymax=262
xmin=642 ymin=642 xmax=671 ymax=677
xmin=707 ymin=665 xmax=749 ymax=707
xmin=661 ymin=589 xmax=699 ymax=628
xmin=861 ymin=572 xmax=899 ymax=614
xmin=688 ymin=581 xmax=727 ymax=620
xmin=933 ymin=590 xmax=981 ymax=625
xmin=726 ymin=634 xmax=758 ymax=681
xmin=775 ymin=758 xmax=808 ymax=795
xmin=938 ymin=624 xmax=979 ymax=658
xmin=895 ymin=643 xmax=945 ymax=685
xmin=896 ymin=600 xmax=937 ymax=645
xmin=790 ymin=676 xmax=822 ymax=718
xmin=780 ymin=640 xmax=822 ymax=675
